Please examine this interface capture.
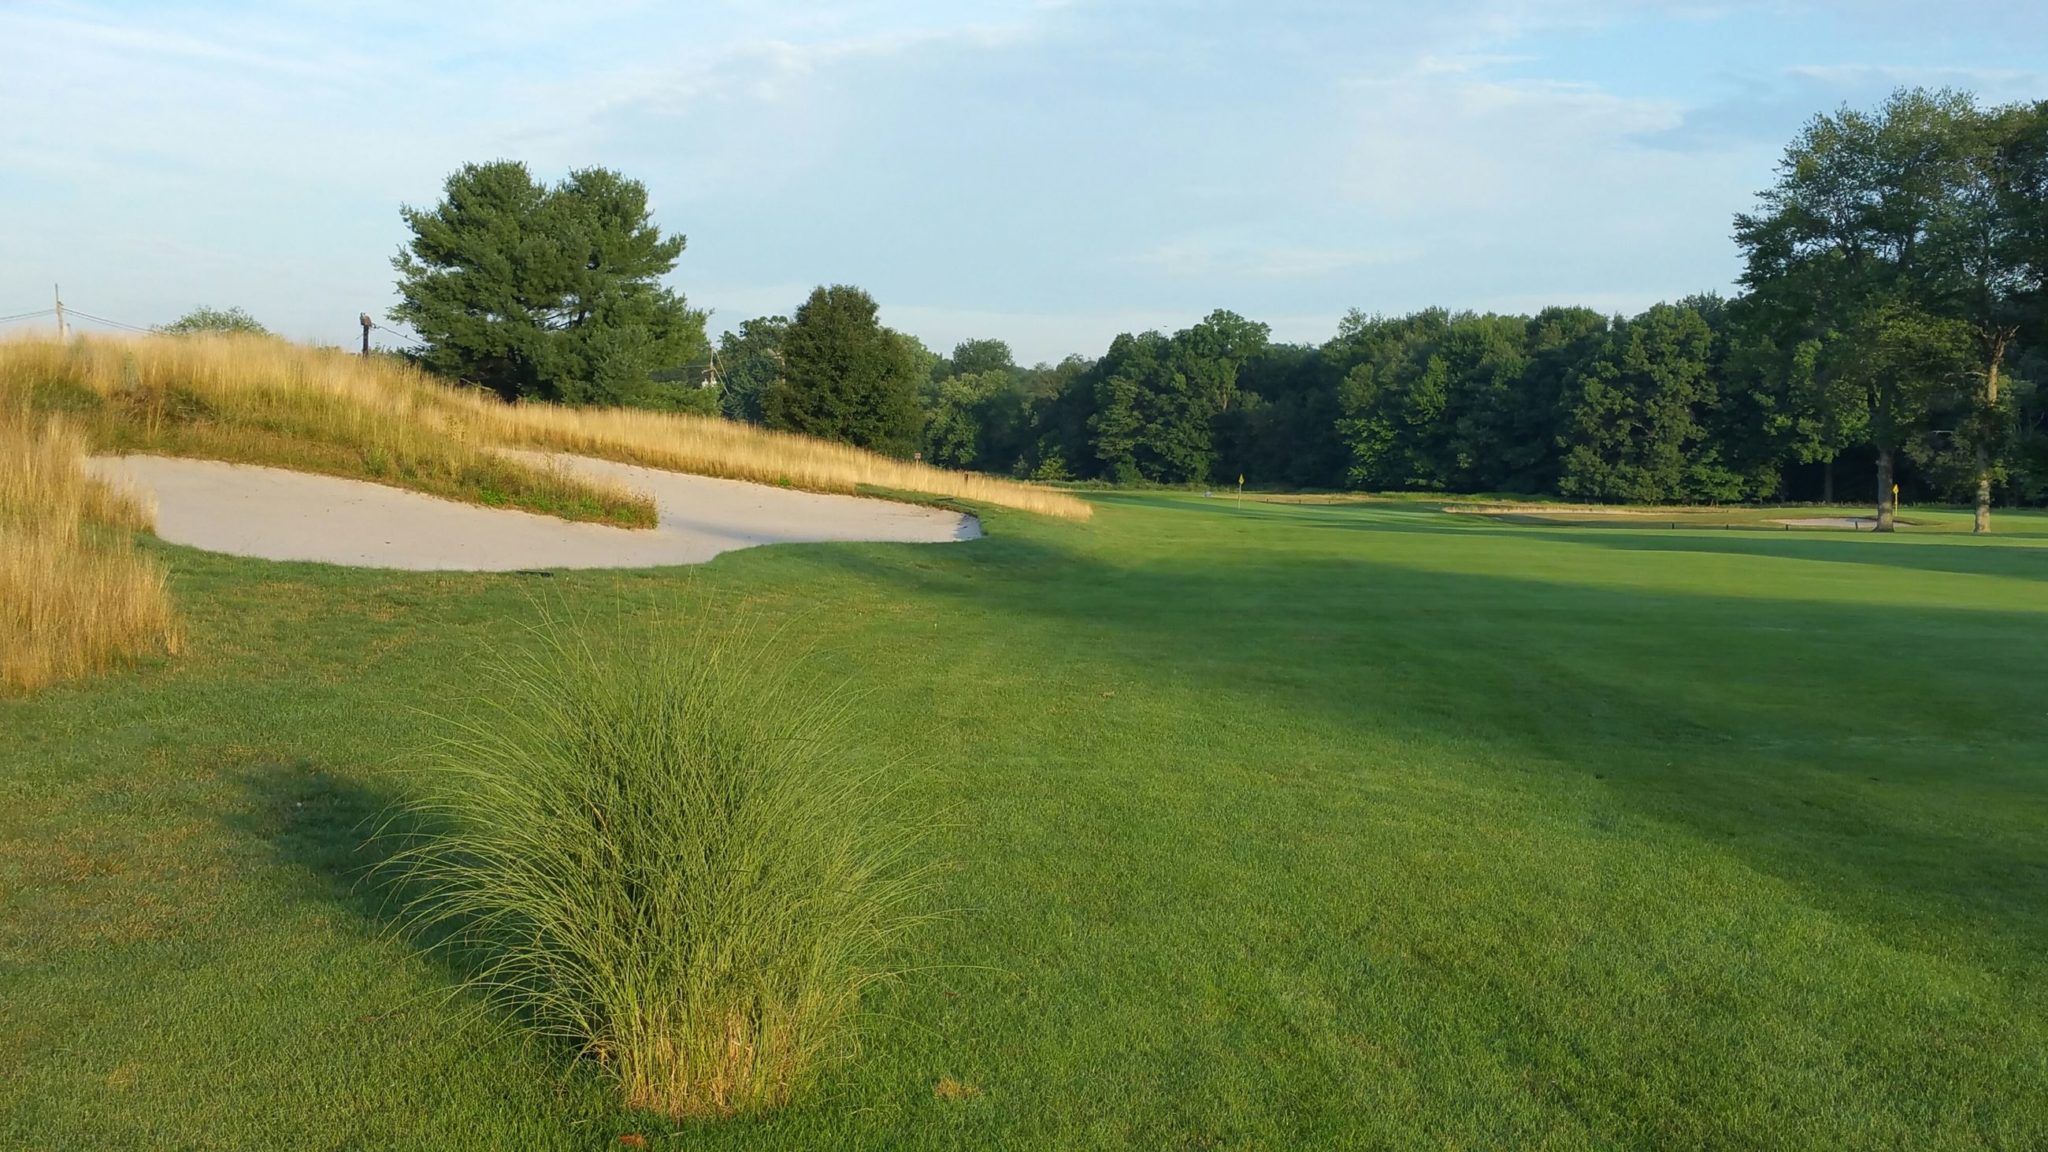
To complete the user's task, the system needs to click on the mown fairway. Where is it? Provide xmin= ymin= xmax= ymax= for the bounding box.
xmin=3 ymin=496 xmax=2045 ymax=1150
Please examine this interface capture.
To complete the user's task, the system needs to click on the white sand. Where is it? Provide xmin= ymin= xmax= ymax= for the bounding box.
xmin=86 ymin=453 xmax=980 ymax=571
xmin=1771 ymin=516 xmax=1878 ymax=530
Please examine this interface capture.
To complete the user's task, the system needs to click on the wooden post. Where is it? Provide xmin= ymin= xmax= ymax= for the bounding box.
xmin=359 ymin=313 xmax=373 ymax=356
xmin=54 ymin=284 xmax=66 ymax=341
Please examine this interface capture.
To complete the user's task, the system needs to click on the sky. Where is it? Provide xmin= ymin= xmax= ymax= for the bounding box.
xmin=3 ymin=1 xmax=2046 ymax=363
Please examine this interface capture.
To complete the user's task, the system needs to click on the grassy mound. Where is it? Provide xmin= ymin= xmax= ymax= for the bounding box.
xmin=389 ymin=622 xmax=934 ymax=1119
xmin=0 ymin=334 xmax=1091 ymax=526
xmin=0 ymin=336 xmax=658 ymax=529
xmin=0 ymin=404 xmax=179 ymax=693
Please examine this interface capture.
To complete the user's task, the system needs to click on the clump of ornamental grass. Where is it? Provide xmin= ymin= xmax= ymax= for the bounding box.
xmin=387 ymin=621 xmax=936 ymax=1120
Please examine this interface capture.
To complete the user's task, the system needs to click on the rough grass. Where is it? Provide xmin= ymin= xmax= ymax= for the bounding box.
xmin=388 ymin=620 xmax=935 ymax=1119
xmin=0 ymin=334 xmax=1091 ymax=524
xmin=0 ymin=405 xmax=179 ymax=693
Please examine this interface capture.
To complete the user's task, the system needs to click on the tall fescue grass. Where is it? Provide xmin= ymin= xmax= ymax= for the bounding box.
xmin=0 ymin=333 xmax=1092 ymax=522
xmin=0 ymin=335 xmax=657 ymax=528
xmin=0 ymin=406 xmax=179 ymax=693
xmin=453 ymin=393 xmax=1094 ymax=520
xmin=388 ymin=621 xmax=936 ymax=1119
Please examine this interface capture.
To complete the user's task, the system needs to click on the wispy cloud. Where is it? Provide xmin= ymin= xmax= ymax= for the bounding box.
xmin=1782 ymin=63 xmax=2048 ymax=101
xmin=1635 ymin=63 xmax=2048 ymax=153
xmin=0 ymin=0 xmax=2043 ymax=361
xmin=1139 ymin=241 xmax=1424 ymax=281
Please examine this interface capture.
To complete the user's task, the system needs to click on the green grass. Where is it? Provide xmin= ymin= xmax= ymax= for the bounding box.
xmin=3 ymin=494 xmax=2045 ymax=1149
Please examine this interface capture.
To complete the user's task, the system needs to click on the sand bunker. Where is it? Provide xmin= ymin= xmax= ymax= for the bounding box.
xmin=87 ymin=453 xmax=980 ymax=571
xmin=1772 ymin=517 xmax=1879 ymax=530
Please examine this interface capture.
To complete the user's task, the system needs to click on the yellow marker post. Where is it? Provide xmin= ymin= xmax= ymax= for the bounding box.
xmin=1237 ymin=473 xmax=1245 ymax=509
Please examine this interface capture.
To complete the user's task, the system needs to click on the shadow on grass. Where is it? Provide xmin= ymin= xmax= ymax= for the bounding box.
xmin=1247 ymin=500 xmax=2048 ymax=582
xmin=1441 ymin=524 xmax=2046 ymax=583
xmin=223 ymin=760 xmax=561 ymax=1035
xmin=795 ymin=525 xmax=2048 ymax=971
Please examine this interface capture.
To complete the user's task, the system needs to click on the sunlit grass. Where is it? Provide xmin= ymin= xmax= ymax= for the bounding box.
xmin=0 ymin=405 xmax=178 ymax=693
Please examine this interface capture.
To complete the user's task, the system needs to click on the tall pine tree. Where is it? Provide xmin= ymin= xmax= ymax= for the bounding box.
xmin=763 ymin=286 xmax=923 ymax=457
xmin=392 ymin=161 xmax=707 ymax=408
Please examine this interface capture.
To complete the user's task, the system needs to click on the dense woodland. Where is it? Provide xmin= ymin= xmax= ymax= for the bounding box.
xmin=387 ymin=89 xmax=2048 ymax=524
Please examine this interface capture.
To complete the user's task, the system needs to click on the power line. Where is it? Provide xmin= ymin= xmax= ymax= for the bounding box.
xmin=0 ymin=302 xmax=153 ymax=331
xmin=8 ymin=301 xmax=416 ymax=343
xmin=64 ymin=309 xmax=154 ymax=333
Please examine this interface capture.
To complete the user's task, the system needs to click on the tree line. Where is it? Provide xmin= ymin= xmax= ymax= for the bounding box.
xmin=385 ymin=89 xmax=2048 ymax=531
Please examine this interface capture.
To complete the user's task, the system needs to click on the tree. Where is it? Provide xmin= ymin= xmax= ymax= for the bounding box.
xmin=1332 ymin=309 xmax=1552 ymax=493
xmin=1014 ymin=355 xmax=1097 ymax=481
xmin=764 ymin=286 xmax=923 ymax=457
xmin=1086 ymin=333 xmax=1164 ymax=483
xmin=1557 ymin=304 xmax=1731 ymax=504
xmin=1926 ymin=101 xmax=2038 ymax=531
xmin=1335 ymin=310 xmax=1456 ymax=491
xmin=1221 ymin=342 xmax=1347 ymax=489
xmin=391 ymin=160 xmax=708 ymax=408
xmin=1735 ymin=89 xmax=1983 ymax=529
xmin=922 ymin=370 xmax=1009 ymax=469
xmin=1998 ymin=103 xmax=2048 ymax=506
xmin=894 ymin=331 xmax=945 ymax=396
xmin=716 ymin=317 xmax=788 ymax=424
xmin=1080 ymin=311 xmax=1269 ymax=484
xmin=1723 ymin=299 xmax=1867 ymax=502
xmin=947 ymin=339 xmax=1015 ymax=378
xmin=1840 ymin=298 xmax=1977 ymax=528
xmin=1514 ymin=307 xmax=1610 ymax=492
xmin=156 ymin=306 xmax=268 ymax=336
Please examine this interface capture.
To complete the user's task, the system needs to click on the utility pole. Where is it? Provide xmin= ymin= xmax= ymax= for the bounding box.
xmin=54 ymin=284 xmax=66 ymax=341
xmin=360 ymin=313 xmax=372 ymax=356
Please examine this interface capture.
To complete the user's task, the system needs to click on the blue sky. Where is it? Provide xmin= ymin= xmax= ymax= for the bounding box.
xmin=3 ymin=1 xmax=2045 ymax=362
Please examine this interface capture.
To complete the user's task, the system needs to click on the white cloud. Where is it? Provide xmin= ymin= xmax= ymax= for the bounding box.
xmin=1336 ymin=66 xmax=1706 ymax=218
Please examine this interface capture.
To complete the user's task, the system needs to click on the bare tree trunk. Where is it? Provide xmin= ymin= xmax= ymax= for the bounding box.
xmin=1823 ymin=455 xmax=1835 ymax=504
xmin=1974 ymin=354 xmax=2001 ymax=535
xmin=1876 ymin=449 xmax=1896 ymax=533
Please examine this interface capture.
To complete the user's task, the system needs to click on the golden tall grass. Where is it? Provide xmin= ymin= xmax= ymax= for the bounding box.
xmin=457 ymin=395 xmax=1093 ymax=519
xmin=0 ymin=336 xmax=657 ymax=528
xmin=0 ymin=334 xmax=1091 ymax=522
xmin=0 ymin=407 xmax=179 ymax=694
